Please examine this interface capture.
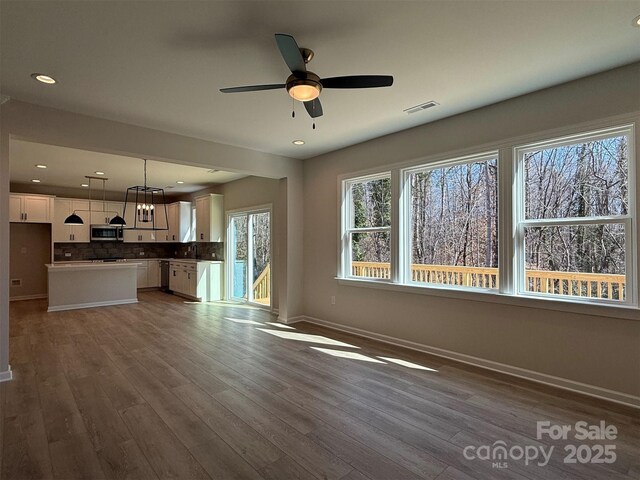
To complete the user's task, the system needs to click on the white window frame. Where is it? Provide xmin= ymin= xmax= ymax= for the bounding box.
xmin=337 ymin=117 xmax=639 ymax=320
xmin=513 ymin=125 xmax=636 ymax=307
xmin=400 ymin=152 xmax=500 ymax=291
xmin=341 ymin=172 xmax=392 ymax=282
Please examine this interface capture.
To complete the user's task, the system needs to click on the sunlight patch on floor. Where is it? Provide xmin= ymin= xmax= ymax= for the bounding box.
xmin=224 ymin=317 xmax=264 ymax=325
xmin=206 ymin=301 xmax=263 ymax=310
xmin=310 ymin=347 xmax=386 ymax=363
xmin=264 ymin=322 xmax=295 ymax=330
xmin=257 ymin=329 xmax=359 ymax=348
xmin=378 ymin=357 xmax=438 ymax=371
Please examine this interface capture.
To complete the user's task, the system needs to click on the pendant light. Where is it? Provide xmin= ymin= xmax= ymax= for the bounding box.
xmin=63 ymin=176 xmax=127 ymax=226
xmin=64 ymin=213 xmax=84 ymax=225
xmin=122 ymin=159 xmax=168 ymax=231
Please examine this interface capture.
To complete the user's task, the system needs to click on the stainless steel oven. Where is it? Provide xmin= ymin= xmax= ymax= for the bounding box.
xmin=90 ymin=225 xmax=123 ymax=242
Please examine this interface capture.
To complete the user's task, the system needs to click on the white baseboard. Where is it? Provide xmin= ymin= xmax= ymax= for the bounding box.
xmin=10 ymin=294 xmax=47 ymax=301
xmin=280 ymin=314 xmax=305 ymax=325
xmin=47 ymin=298 xmax=138 ymax=312
xmin=0 ymin=366 xmax=12 ymax=382
xmin=295 ymin=315 xmax=640 ymax=409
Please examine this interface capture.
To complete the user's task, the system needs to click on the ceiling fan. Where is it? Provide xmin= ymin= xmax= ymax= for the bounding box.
xmin=220 ymin=33 xmax=394 ymax=119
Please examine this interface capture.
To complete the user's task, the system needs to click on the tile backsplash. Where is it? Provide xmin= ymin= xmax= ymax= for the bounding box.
xmin=54 ymin=241 xmax=224 ymax=261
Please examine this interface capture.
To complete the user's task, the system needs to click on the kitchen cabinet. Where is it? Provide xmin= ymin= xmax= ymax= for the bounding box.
xmin=136 ymin=261 xmax=150 ymax=288
xmin=52 ymin=198 xmax=90 ymax=242
xmin=169 ymin=261 xmax=223 ymax=301
xmin=162 ymin=201 xmax=192 ymax=243
xmin=10 ymin=194 xmax=53 ymax=223
xmin=123 ymin=202 xmax=158 ymax=243
xmin=195 ymin=194 xmax=223 ymax=242
xmin=89 ymin=201 xmax=124 ymax=225
xmin=135 ymin=259 xmax=161 ymax=289
xmin=148 ymin=260 xmax=160 ymax=288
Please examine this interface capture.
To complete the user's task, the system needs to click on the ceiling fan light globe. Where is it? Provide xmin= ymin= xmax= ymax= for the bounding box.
xmin=286 ymin=73 xmax=322 ymax=102
xmin=288 ymin=84 xmax=320 ymax=101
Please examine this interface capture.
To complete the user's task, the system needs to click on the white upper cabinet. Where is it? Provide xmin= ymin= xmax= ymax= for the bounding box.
xmin=53 ymin=198 xmax=90 ymax=242
xmin=195 ymin=194 xmax=223 ymax=242
xmin=122 ymin=202 xmax=160 ymax=243
xmin=165 ymin=201 xmax=192 ymax=243
xmin=89 ymin=200 xmax=124 ymax=225
xmin=10 ymin=194 xmax=53 ymax=223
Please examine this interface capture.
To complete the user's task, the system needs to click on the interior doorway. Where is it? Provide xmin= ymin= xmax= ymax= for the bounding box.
xmin=227 ymin=207 xmax=271 ymax=308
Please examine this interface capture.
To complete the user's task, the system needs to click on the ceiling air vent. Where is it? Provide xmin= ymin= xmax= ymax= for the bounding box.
xmin=403 ymin=101 xmax=439 ymax=115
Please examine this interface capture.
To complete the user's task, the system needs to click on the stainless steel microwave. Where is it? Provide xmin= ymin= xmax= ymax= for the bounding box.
xmin=90 ymin=225 xmax=124 ymax=242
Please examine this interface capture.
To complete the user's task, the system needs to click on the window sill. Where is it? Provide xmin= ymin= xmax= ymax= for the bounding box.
xmin=335 ymin=277 xmax=640 ymax=321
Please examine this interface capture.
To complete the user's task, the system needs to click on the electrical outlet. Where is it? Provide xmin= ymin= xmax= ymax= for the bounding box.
xmin=64 ymin=252 xmax=71 ymax=257
xmin=11 ymin=279 xmax=21 ymax=287
xmin=139 ymin=251 xmax=145 ymax=256
xmin=331 ymin=295 xmax=336 ymax=305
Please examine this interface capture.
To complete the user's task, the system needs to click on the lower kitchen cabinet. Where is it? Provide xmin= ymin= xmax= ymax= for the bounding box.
xmin=136 ymin=260 xmax=161 ymax=289
xmin=169 ymin=261 xmax=222 ymax=301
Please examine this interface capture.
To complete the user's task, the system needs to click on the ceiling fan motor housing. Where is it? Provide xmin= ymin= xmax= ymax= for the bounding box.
xmin=286 ymin=71 xmax=322 ymax=101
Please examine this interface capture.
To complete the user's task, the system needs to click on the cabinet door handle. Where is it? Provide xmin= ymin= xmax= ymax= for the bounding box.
xmin=200 ymin=233 xmax=203 ymax=240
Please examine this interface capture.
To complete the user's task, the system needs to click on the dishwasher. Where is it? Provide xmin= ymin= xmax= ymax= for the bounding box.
xmin=159 ymin=260 xmax=171 ymax=292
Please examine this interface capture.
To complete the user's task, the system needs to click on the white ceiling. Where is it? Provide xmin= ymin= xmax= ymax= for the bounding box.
xmin=10 ymin=139 xmax=246 ymax=194
xmin=1 ymin=1 xmax=639 ymax=160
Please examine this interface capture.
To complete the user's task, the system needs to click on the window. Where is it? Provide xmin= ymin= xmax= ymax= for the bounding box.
xmin=515 ymin=126 xmax=633 ymax=303
xmin=343 ymin=174 xmax=391 ymax=279
xmin=339 ymin=122 xmax=636 ymax=311
xmin=405 ymin=154 xmax=498 ymax=289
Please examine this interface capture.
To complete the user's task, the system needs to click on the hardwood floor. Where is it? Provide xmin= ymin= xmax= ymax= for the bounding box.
xmin=2 ymin=291 xmax=638 ymax=480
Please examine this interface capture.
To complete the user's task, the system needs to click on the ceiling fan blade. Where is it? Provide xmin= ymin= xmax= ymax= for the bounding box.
xmin=220 ymin=84 xmax=285 ymax=93
xmin=321 ymin=75 xmax=394 ymax=89
xmin=275 ymin=33 xmax=306 ymax=74
xmin=304 ymin=98 xmax=323 ymax=118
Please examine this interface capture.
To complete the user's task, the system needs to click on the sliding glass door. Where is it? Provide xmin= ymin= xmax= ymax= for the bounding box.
xmin=228 ymin=208 xmax=271 ymax=307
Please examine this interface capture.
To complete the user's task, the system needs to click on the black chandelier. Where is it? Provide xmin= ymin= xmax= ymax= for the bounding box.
xmin=121 ymin=159 xmax=169 ymax=230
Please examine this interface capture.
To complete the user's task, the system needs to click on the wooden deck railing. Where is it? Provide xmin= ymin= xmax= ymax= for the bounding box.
xmin=351 ymin=262 xmax=626 ymax=300
xmin=252 ymin=263 xmax=270 ymax=305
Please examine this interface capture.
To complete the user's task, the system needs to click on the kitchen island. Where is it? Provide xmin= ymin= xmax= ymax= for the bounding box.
xmin=46 ymin=262 xmax=139 ymax=312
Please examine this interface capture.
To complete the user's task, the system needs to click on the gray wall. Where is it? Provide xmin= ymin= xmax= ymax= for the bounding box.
xmin=303 ymin=63 xmax=640 ymax=400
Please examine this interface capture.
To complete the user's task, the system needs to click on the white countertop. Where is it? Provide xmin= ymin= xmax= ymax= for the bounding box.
xmin=47 ymin=262 xmax=141 ymax=271
xmin=53 ymin=258 xmax=224 ymax=264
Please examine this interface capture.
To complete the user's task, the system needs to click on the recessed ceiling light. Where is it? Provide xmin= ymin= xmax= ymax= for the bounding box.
xmin=176 ymin=180 xmax=184 ymax=184
xmin=634 ymin=15 xmax=640 ymax=26
xmin=292 ymin=140 xmax=305 ymax=145
xmin=95 ymin=171 xmax=105 ymax=175
xmin=81 ymin=184 xmax=89 ymax=187
xmin=31 ymin=179 xmax=41 ymax=183
xmin=35 ymin=164 xmax=47 ymax=169
xmin=31 ymin=73 xmax=57 ymax=84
